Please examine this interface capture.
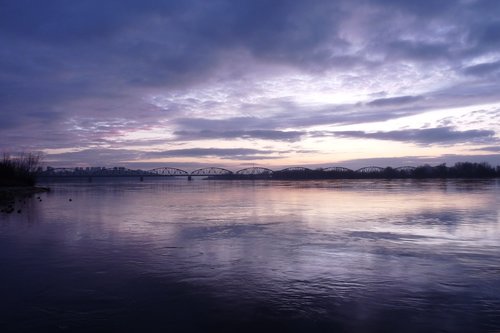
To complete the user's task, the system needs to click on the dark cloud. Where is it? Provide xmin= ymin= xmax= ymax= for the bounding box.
xmin=471 ymin=146 xmax=500 ymax=153
xmin=45 ymin=147 xmax=282 ymax=167
xmin=0 ymin=0 xmax=349 ymax=149
xmin=371 ymin=0 xmax=456 ymax=17
xmin=0 ymin=1 xmax=186 ymax=44
xmin=462 ymin=61 xmax=500 ymax=76
xmin=0 ymin=0 xmax=346 ymax=90
xmin=45 ymin=148 xmax=143 ymax=166
xmin=367 ymin=95 xmax=423 ymax=107
xmin=331 ymin=127 xmax=495 ymax=145
xmin=145 ymin=148 xmax=277 ymax=158
xmin=385 ymin=40 xmax=451 ymax=62
xmin=124 ymin=161 xmax=208 ymax=171
xmin=474 ymin=20 xmax=500 ymax=47
xmin=48 ymin=147 xmax=277 ymax=160
xmin=174 ymin=117 xmax=273 ymax=132
xmin=173 ymin=130 xmax=304 ymax=142
xmin=334 ymin=154 xmax=500 ymax=170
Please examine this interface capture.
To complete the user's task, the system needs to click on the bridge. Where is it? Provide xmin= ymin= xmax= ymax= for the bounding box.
xmin=38 ymin=165 xmax=421 ymax=180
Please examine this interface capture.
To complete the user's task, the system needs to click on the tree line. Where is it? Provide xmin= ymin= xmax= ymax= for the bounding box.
xmin=0 ymin=153 xmax=41 ymax=186
xmin=268 ymin=162 xmax=499 ymax=179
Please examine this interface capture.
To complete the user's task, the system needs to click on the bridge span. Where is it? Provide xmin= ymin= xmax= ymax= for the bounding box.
xmin=40 ymin=165 xmax=420 ymax=179
xmin=37 ymin=163 xmax=500 ymax=180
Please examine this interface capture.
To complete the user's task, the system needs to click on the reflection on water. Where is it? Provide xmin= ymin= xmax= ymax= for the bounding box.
xmin=1 ymin=179 xmax=499 ymax=332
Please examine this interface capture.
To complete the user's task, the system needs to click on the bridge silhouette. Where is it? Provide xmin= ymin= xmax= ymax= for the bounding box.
xmin=146 ymin=165 xmax=417 ymax=177
xmin=40 ymin=166 xmax=418 ymax=180
xmin=37 ymin=162 xmax=500 ymax=179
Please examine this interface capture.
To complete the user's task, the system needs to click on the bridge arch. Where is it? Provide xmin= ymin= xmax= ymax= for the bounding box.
xmin=149 ymin=167 xmax=189 ymax=176
xmin=278 ymin=167 xmax=312 ymax=172
xmin=49 ymin=168 xmax=76 ymax=175
xmin=321 ymin=167 xmax=353 ymax=173
xmin=190 ymin=167 xmax=233 ymax=176
xmin=394 ymin=166 xmax=416 ymax=172
xmin=236 ymin=167 xmax=274 ymax=175
xmin=52 ymin=167 xmax=75 ymax=172
xmin=356 ymin=166 xmax=384 ymax=173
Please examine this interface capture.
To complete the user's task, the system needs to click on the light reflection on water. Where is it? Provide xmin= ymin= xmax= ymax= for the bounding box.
xmin=1 ymin=178 xmax=500 ymax=332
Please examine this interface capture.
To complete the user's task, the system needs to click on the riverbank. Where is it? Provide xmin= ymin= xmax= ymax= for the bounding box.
xmin=0 ymin=186 xmax=50 ymax=211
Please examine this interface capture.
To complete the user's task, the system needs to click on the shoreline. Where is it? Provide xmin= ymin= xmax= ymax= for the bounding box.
xmin=0 ymin=186 xmax=50 ymax=204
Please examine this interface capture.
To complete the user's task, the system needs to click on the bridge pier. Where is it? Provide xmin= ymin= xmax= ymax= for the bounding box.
xmin=140 ymin=176 xmax=144 ymax=181
xmin=188 ymin=175 xmax=192 ymax=181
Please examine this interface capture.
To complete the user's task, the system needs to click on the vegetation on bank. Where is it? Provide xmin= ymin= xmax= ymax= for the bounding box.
xmin=0 ymin=153 xmax=49 ymax=212
xmin=0 ymin=153 xmax=42 ymax=187
xmin=409 ymin=162 xmax=498 ymax=179
xmin=269 ymin=162 xmax=500 ymax=180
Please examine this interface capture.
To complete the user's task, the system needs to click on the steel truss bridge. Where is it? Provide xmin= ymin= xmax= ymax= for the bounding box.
xmin=41 ymin=166 xmax=417 ymax=178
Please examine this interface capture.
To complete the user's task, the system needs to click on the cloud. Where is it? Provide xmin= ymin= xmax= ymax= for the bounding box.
xmin=173 ymin=130 xmax=304 ymax=141
xmin=167 ymin=93 xmax=500 ymax=144
xmin=385 ymin=40 xmax=451 ymax=62
xmin=472 ymin=20 xmax=500 ymax=48
xmin=44 ymin=147 xmax=283 ymax=167
xmin=334 ymin=154 xmax=500 ymax=169
xmin=471 ymin=146 xmax=500 ymax=153
xmin=171 ymin=97 xmax=432 ymax=133
xmin=462 ymin=61 xmax=500 ymax=76
xmin=371 ymin=0 xmax=456 ymax=17
xmin=366 ymin=95 xmax=423 ymax=107
xmin=45 ymin=148 xmax=143 ymax=166
xmin=144 ymin=148 xmax=277 ymax=158
xmin=173 ymin=117 xmax=274 ymax=132
xmin=331 ymin=127 xmax=496 ymax=145
xmin=2 ymin=0 xmax=500 ymax=164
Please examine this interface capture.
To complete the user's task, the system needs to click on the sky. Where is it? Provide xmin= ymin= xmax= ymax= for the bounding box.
xmin=1 ymin=0 xmax=500 ymax=170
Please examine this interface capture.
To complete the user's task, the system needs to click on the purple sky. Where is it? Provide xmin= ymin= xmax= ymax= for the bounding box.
xmin=1 ymin=0 xmax=500 ymax=169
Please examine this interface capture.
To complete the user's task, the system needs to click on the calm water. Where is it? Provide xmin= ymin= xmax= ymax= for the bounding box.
xmin=1 ymin=178 xmax=500 ymax=332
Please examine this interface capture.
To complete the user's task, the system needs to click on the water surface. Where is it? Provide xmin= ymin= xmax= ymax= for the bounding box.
xmin=1 ymin=178 xmax=500 ymax=332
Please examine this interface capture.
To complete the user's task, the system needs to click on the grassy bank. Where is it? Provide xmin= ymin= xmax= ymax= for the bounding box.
xmin=0 ymin=153 xmax=49 ymax=212
xmin=0 ymin=153 xmax=41 ymax=187
xmin=0 ymin=186 xmax=49 ymax=202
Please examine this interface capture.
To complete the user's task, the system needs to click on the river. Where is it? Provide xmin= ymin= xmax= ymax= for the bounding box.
xmin=1 ymin=178 xmax=499 ymax=332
